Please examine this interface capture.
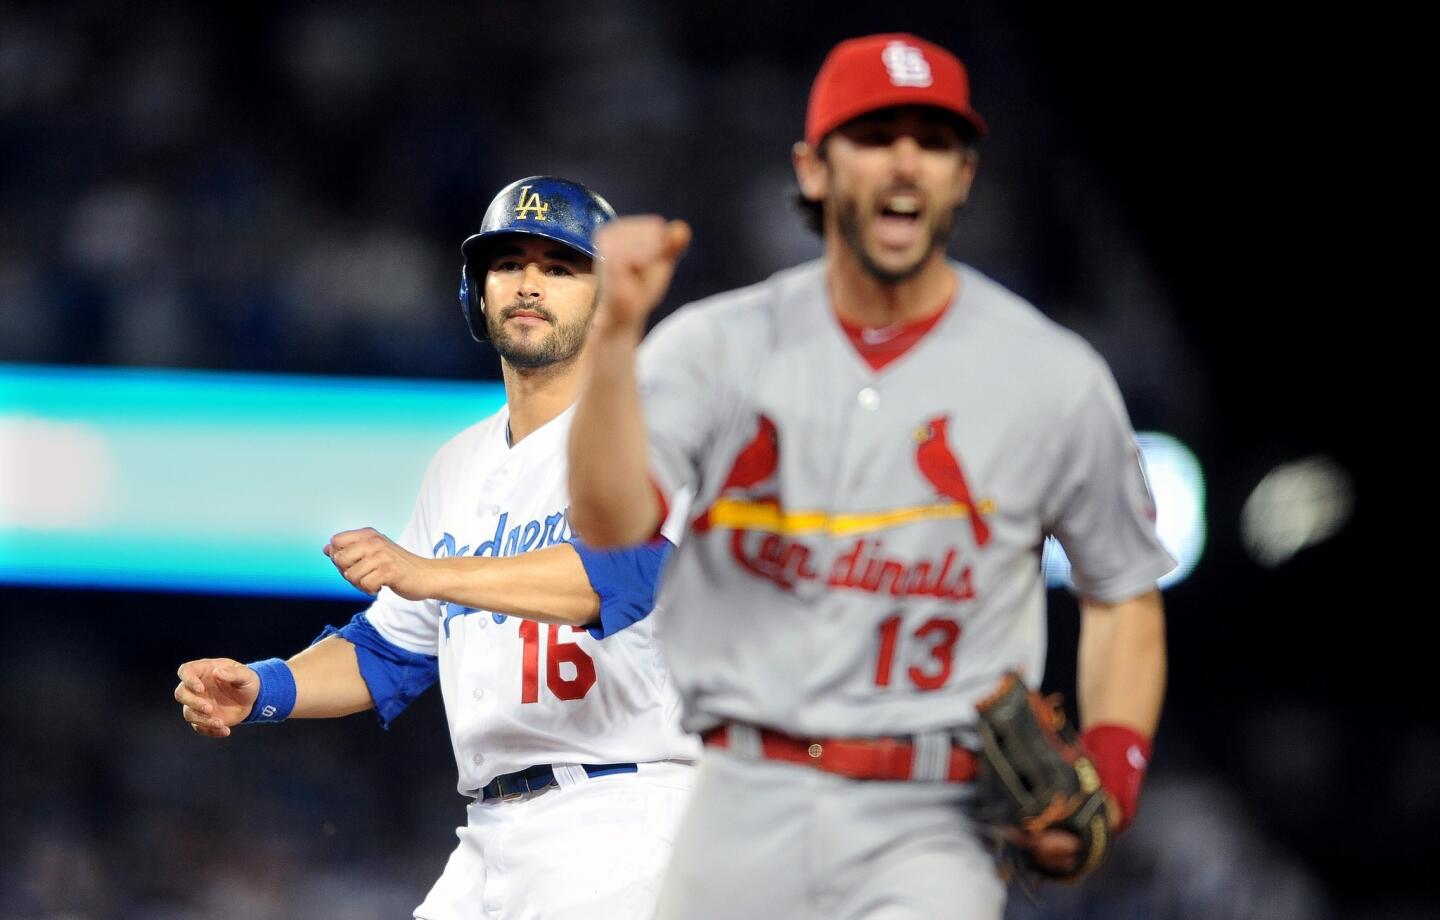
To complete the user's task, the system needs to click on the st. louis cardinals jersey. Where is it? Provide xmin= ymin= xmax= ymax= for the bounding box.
xmin=638 ymin=259 xmax=1176 ymax=738
xmin=363 ymin=403 xmax=698 ymax=795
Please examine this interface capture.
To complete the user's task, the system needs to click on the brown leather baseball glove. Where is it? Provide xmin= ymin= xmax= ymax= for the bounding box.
xmin=974 ymin=671 xmax=1112 ymax=883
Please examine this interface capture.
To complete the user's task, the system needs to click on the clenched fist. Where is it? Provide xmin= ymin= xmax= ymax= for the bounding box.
xmin=593 ymin=217 xmax=691 ymax=335
xmin=325 ymin=527 xmax=438 ymax=600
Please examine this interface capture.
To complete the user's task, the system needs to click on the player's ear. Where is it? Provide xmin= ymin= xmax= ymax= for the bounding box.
xmin=793 ymin=141 xmax=829 ymax=203
xmin=952 ymin=147 xmax=980 ymax=207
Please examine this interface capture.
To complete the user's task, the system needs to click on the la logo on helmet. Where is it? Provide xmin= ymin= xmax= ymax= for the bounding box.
xmin=514 ymin=186 xmax=550 ymax=221
xmin=882 ymin=41 xmax=932 ymax=88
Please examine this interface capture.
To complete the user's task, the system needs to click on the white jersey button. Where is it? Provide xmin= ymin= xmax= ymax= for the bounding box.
xmin=472 ymin=753 xmax=484 ymax=766
xmin=472 ymin=688 xmax=485 ymax=700
xmin=857 ymin=387 xmax=880 ymax=411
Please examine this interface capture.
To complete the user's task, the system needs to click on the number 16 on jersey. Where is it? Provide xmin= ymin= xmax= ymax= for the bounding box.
xmin=517 ymin=621 xmax=597 ymax=702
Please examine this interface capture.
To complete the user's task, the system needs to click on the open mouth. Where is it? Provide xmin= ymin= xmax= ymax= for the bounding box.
xmin=880 ymin=194 xmax=922 ymax=220
xmin=875 ymin=193 xmax=924 ymax=248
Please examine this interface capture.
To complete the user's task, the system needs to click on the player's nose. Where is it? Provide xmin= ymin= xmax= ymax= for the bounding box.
xmin=517 ymin=263 xmax=546 ymax=298
xmin=890 ymin=135 xmax=922 ymax=179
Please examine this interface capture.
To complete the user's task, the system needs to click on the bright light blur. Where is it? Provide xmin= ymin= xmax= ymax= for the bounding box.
xmin=1241 ymin=455 xmax=1353 ymax=567
xmin=0 ymin=415 xmax=116 ymax=529
xmin=1043 ymin=431 xmax=1206 ymax=590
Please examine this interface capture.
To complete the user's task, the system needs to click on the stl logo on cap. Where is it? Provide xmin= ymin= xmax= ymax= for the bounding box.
xmin=514 ymin=185 xmax=550 ymax=221
xmin=881 ymin=40 xmax=933 ymax=88
xmin=804 ymin=33 xmax=988 ymax=148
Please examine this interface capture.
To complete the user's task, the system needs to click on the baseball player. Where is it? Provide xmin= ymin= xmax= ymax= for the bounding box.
xmin=174 ymin=176 xmax=699 ymax=920
xmin=568 ymin=34 xmax=1176 ymax=919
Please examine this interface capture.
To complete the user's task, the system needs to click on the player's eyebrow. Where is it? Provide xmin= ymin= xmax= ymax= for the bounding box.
xmin=544 ymin=248 xmax=588 ymax=265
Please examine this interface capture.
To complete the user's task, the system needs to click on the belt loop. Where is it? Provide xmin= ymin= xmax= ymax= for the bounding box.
xmin=910 ymin=730 xmax=950 ymax=782
xmin=725 ymin=723 xmax=763 ymax=759
xmin=552 ymin=764 xmax=587 ymax=787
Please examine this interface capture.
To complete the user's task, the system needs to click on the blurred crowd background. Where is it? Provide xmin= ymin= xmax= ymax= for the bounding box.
xmin=0 ymin=1 xmax=1404 ymax=919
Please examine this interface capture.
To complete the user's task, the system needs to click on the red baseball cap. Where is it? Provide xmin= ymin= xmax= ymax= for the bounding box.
xmin=804 ymin=33 xmax=988 ymax=148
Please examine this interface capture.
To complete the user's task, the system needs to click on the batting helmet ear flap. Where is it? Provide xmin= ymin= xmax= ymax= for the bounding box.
xmin=459 ymin=261 xmax=487 ymax=343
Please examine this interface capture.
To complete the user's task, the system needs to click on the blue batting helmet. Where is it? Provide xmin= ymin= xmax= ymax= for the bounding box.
xmin=458 ymin=176 xmax=617 ymax=342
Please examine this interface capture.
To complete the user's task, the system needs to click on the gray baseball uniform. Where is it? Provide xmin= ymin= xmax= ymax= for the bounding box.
xmin=637 ymin=258 xmax=1175 ymax=919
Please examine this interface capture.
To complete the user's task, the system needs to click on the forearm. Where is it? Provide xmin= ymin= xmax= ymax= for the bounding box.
xmin=431 ymin=544 xmax=600 ymax=626
xmin=286 ymin=635 xmax=375 ymax=719
xmin=1077 ymin=587 xmax=1166 ymax=735
xmin=569 ymin=326 xmax=662 ymax=546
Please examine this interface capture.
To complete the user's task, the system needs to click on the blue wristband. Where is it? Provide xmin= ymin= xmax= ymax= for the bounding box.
xmin=241 ymin=658 xmax=297 ymax=724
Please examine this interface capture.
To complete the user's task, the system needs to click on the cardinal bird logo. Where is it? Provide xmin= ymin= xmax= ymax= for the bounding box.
xmin=719 ymin=414 xmax=780 ymax=492
xmin=914 ymin=415 xmax=991 ymax=547
xmin=692 ymin=414 xmax=780 ymax=532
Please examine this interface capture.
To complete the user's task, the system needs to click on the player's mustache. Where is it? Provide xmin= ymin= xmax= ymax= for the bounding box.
xmin=499 ymin=301 xmax=556 ymax=324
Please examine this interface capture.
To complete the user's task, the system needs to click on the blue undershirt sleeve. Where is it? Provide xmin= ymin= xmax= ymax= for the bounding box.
xmin=570 ymin=538 xmax=673 ymax=639
xmin=312 ymin=613 xmax=439 ymax=729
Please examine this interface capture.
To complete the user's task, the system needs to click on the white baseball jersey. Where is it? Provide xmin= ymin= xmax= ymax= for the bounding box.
xmin=363 ymin=403 xmax=698 ymax=795
xmin=638 ymin=258 xmax=1176 ymax=738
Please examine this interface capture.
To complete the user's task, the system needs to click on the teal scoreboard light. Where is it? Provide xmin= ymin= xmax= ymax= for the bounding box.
xmin=0 ymin=363 xmax=505 ymax=598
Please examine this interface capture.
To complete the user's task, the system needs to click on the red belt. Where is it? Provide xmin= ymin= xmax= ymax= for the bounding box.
xmin=702 ymin=724 xmax=977 ymax=783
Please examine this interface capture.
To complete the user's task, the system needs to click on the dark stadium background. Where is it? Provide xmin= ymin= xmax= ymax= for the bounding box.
xmin=2 ymin=2 xmax=1397 ymax=918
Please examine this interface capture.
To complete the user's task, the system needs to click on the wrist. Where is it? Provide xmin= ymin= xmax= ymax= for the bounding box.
xmin=1080 ymin=723 xmax=1151 ymax=834
xmin=590 ymin=310 xmax=646 ymax=345
xmin=241 ymin=658 xmax=297 ymax=724
xmin=431 ymin=556 xmax=474 ymax=603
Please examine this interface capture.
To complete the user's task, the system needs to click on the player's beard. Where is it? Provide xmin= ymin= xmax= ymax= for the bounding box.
xmin=486 ymin=299 xmax=594 ymax=370
xmin=834 ymin=192 xmax=957 ymax=285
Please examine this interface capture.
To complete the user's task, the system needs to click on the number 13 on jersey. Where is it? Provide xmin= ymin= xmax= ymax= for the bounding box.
xmin=874 ymin=614 xmax=963 ymax=691
xmin=517 ymin=621 xmax=597 ymax=702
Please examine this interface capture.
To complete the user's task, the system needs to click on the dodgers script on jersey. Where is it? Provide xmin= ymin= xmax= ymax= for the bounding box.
xmin=364 ymin=404 xmax=697 ymax=794
xmin=638 ymin=259 xmax=1176 ymax=738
